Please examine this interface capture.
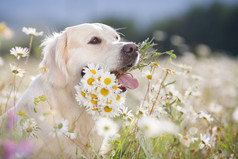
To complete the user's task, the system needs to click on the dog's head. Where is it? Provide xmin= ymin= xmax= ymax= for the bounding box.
xmin=40 ymin=23 xmax=139 ymax=88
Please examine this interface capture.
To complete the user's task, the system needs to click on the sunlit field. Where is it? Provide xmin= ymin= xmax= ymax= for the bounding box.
xmin=0 ymin=24 xmax=238 ymax=159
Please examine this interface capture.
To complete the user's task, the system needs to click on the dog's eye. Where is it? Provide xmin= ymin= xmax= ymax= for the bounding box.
xmin=88 ymin=37 xmax=102 ymax=45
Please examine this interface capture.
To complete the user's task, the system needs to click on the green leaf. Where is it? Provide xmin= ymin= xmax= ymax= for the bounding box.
xmin=33 ymin=108 xmax=37 ymax=113
xmin=34 ymin=97 xmax=40 ymax=106
xmin=220 ymin=143 xmax=228 ymax=149
xmin=18 ymin=110 xmax=26 ymax=116
xmin=162 ymin=81 xmax=176 ymax=88
xmin=166 ymin=50 xmax=176 ymax=58
xmin=39 ymin=95 xmax=46 ymax=102
xmin=169 ymin=57 xmax=172 ymax=63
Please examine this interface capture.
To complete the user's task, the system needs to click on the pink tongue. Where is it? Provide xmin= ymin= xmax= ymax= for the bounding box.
xmin=118 ymin=74 xmax=139 ymax=89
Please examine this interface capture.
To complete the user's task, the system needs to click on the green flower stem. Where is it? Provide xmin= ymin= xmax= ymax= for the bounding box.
xmin=15 ymin=35 xmax=34 ymax=93
xmin=150 ymin=70 xmax=169 ymax=115
xmin=25 ymin=35 xmax=34 ymax=69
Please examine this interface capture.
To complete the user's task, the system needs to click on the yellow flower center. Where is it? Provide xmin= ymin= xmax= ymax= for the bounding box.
xmin=87 ymin=78 xmax=94 ymax=85
xmin=106 ymin=100 xmax=112 ymax=104
xmin=90 ymin=70 xmax=96 ymax=74
xmin=0 ymin=23 xmax=7 ymax=33
xmin=104 ymin=126 xmax=109 ymax=130
xmin=104 ymin=106 xmax=112 ymax=112
xmin=104 ymin=78 xmax=111 ymax=85
xmin=40 ymin=66 xmax=47 ymax=70
xmin=152 ymin=62 xmax=159 ymax=67
xmin=92 ymin=108 xmax=98 ymax=111
xmin=58 ymin=123 xmax=63 ymax=129
xmin=116 ymin=95 xmax=121 ymax=100
xmin=17 ymin=53 xmax=24 ymax=56
xmin=113 ymin=85 xmax=118 ymax=90
xmin=182 ymin=136 xmax=189 ymax=140
xmin=26 ymin=127 xmax=33 ymax=133
xmin=98 ymin=77 xmax=101 ymax=81
xmin=91 ymin=94 xmax=97 ymax=99
xmin=100 ymin=88 xmax=109 ymax=96
xmin=146 ymin=75 xmax=152 ymax=80
xmin=81 ymin=92 xmax=86 ymax=97
xmin=90 ymin=100 xmax=97 ymax=105
xmin=12 ymin=70 xmax=19 ymax=74
xmin=40 ymin=66 xmax=48 ymax=73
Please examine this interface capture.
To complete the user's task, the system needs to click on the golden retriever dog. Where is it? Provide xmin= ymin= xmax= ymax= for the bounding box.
xmin=1 ymin=23 xmax=139 ymax=157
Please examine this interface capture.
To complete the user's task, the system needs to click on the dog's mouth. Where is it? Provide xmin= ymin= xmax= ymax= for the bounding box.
xmin=111 ymin=64 xmax=139 ymax=92
xmin=81 ymin=63 xmax=139 ymax=93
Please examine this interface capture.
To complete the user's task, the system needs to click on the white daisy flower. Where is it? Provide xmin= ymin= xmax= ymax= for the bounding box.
xmin=0 ymin=22 xmax=13 ymax=39
xmin=52 ymin=119 xmax=77 ymax=140
xmin=121 ymin=106 xmax=134 ymax=121
xmin=137 ymin=116 xmax=160 ymax=138
xmin=85 ymin=106 xmax=100 ymax=118
xmin=81 ymin=74 xmax=97 ymax=91
xmin=199 ymin=133 xmax=215 ymax=149
xmin=197 ymin=111 xmax=214 ymax=123
xmin=111 ymin=83 xmax=122 ymax=94
xmin=75 ymin=85 xmax=90 ymax=106
xmin=189 ymin=127 xmax=198 ymax=135
xmin=178 ymin=134 xmax=191 ymax=147
xmin=65 ymin=132 xmax=77 ymax=140
xmin=22 ymin=27 xmax=43 ymax=36
xmin=143 ymin=70 xmax=153 ymax=80
xmin=95 ymin=117 xmax=119 ymax=137
xmin=138 ymin=116 xmax=178 ymax=138
xmin=113 ymin=93 xmax=126 ymax=105
xmin=10 ymin=46 xmax=29 ymax=60
xmin=52 ymin=118 xmax=69 ymax=137
xmin=99 ymin=71 xmax=116 ymax=88
xmin=86 ymin=98 xmax=99 ymax=110
xmin=97 ymin=86 xmax=112 ymax=99
xmin=99 ymin=104 xmax=121 ymax=118
xmin=83 ymin=63 xmax=101 ymax=76
xmin=136 ymin=105 xmax=146 ymax=116
xmin=10 ymin=64 xmax=25 ymax=77
xmin=22 ymin=118 xmax=40 ymax=138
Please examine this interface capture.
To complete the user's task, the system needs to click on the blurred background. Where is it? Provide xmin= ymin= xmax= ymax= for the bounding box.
xmin=0 ymin=0 xmax=238 ymax=58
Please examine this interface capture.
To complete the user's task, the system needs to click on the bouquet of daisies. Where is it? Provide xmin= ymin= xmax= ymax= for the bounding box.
xmin=75 ymin=64 xmax=138 ymax=118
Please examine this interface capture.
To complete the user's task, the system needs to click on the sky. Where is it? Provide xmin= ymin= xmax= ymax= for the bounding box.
xmin=0 ymin=0 xmax=237 ymax=32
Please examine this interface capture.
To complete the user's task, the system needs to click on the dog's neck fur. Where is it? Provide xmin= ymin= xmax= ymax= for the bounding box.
xmin=45 ymin=74 xmax=84 ymax=122
xmin=40 ymin=74 xmax=101 ymax=151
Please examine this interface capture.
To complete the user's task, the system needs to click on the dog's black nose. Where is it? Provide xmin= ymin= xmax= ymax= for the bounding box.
xmin=122 ymin=43 xmax=138 ymax=56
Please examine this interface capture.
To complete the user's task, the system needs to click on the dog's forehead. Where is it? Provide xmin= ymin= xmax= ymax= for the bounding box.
xmin=66 ymin=23 xmax=118 ymax=37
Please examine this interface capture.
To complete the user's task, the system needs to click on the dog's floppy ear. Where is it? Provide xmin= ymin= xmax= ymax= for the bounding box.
xmin=39 ymin=32 xmax=68 ymax=88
